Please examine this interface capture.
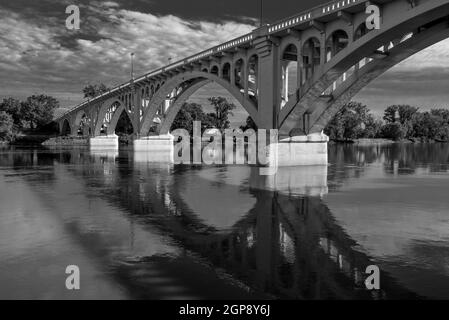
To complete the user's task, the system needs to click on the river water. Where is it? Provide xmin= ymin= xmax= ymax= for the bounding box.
xmin=0 ymin=143 xmax=448 ymax=300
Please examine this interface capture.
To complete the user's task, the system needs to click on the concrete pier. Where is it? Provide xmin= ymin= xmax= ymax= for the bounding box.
xmin=89 ymin=135 xmax=119 ymax=149
xmin=268 ymin=133 xmax=329 ymax=167
xmin=133 ymin=135 xmax=174 ymax=163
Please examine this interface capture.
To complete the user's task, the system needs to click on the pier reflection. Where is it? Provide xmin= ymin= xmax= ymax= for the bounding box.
xmin=19 ymin=147 xmax=417 ymax=299
xmin=1 ymin=145 xmax=433 ymax=299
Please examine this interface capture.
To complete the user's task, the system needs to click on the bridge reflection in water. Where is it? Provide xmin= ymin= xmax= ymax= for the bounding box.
xmin=2 ymin=146 xmax=426 ymax=299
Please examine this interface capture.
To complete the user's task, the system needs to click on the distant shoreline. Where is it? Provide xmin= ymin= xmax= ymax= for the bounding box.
xmin=3 ymin=137 xmax=448 ymax=148
xmin=330 ymin=138 xmax=449 ymax=145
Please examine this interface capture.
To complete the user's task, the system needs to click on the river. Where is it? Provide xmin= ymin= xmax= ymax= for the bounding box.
xmin=0 ymin=143 xmax=448 ymax=299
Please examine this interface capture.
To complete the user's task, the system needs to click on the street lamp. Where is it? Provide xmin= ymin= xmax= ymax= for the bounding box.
xmin=131 ymin=52 xmax=135 ymax=80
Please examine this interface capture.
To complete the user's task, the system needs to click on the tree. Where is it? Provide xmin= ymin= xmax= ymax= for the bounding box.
xmin=430 ymin=109 xmax=449 ymax=140
xmin=0 ymin=111 xmax=14 ymax=141
xmin=363 ymin=115 xmax=383 ymax=138
xmin=383 ymin=105 xmax=398 ymax=124
xmin=383 ymin=105 xmax=419 ymax=138
xmin=21 ymin=95 xmax=59 ymax=129
xmin=0 ymin=98 xmax=22 ymax=127
xmin=240 ymin=116 xmax=257 ymax=131
xmin=83 ymin=83 xmax=110 ymax=99
xmin=431 ymin=109 xmax=449 ymax=123
xmin=324 ymin=101 xmax=374 ymax=140
xmin=325 ymin=110 xmax=345 ymax=140
xmin=207 ymin=97 xmax=236 ymax=131
xmin=380 ymin=122 xmax=406 ymax=140
xmin=411 ymin=111 xmax=442 ymax=140
xmin=170 ymin=103 xmax=213 ymax=135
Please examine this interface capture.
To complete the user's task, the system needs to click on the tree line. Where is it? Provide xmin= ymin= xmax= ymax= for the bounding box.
xmin=170 ymin=97 xmax=237 ymax=135
xmin=2 ymin=84 xmax=448 ymax=144
xmin=0 ymin=83 xmax=110 ymax=142
xmin=0 ymin=95 xmax=59 ymax=142
xmin=324 ymin=102 xmax=449 ymax=142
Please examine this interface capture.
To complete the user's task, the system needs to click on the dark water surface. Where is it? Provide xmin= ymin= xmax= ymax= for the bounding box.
xmin=0 ymin=144 xmax=448 ymax=299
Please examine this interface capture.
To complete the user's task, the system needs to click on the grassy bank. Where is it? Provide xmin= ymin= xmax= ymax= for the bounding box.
xmin=42 ymin=136 xmax=89 ymax=147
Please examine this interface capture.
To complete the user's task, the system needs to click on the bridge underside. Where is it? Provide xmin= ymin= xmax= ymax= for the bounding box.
xmin=55 ymin=0 xmax=449 ymax=166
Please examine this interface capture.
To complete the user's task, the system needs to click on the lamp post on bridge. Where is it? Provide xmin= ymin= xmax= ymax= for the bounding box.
xmin=131 ymin=52 xmax=135 ymax=81
xmin=129 ymin=52 xmax=140 ymax=137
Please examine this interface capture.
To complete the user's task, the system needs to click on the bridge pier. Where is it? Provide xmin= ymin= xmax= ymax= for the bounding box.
xmin=89 ymin=134 xmax=119 ymax=149
xmin=133 ymin=135 xmax=174 ymax=163
xmin=269 ymin=133 xmax=329 ymax=167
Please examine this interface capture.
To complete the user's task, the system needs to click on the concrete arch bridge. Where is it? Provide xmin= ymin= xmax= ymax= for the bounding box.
xmin=55 ymin=0 xmax=449 ymax=165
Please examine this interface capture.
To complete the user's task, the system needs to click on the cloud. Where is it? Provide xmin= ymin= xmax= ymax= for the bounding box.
xmin=0 ymin=1 xmax=254 ymax=107
xmin=392 ymin=38 xmax=449 ymax=71
xmin=1 ymin=0 xmax=449 ymax=115
xmin=354 ymin=39 xmax=449 ymax=114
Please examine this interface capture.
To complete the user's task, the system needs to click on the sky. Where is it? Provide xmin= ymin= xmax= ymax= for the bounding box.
xmin=1 ymin=0 xmax=449 ymax=121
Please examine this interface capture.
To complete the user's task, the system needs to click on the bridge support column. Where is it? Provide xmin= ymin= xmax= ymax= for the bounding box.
xmin=254 ymin=38 xmax=281 ymax=130
xmin=268 ymin=133 xmax=329 ymax=167
xmin=132 ymin=83 xmax=141 ymax=137
xmin=89 ymin=134 xmax=119 ymax=149
xmin=133 ymin=134 xmax=174 ymax=163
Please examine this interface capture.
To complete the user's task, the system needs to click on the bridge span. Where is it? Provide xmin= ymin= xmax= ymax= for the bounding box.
xmin=55 ymin=0 xmax=449 ymax=166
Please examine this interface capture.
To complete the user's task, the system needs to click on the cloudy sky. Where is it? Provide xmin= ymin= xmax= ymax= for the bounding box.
xmin=1 ymin=0 xmax=449 ymax=119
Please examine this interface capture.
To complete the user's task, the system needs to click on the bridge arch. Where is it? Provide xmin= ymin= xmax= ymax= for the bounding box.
xmin=210 ymin=65 xmax=219 ymax=75
xmin=354 ymin=22 xmax=371 ymax=41
xmin=139 ymin=71 xmax=259 ymax=136
xmin=301 ymin=37 xmax=321 ymax=83
xmin=247 ymin=54 xmax=259 ymax=102
xmin=108 ymin=106 xmax=135 ymax=136
xmin=281 ymin=43 xmax=299 ymax=107
xmin=222 ymin=62 xmax=231 ymax=82
xmin=94 ymin=98 xmax=125 ymax=136
xmin=74 ymin=110 xmax=91 ymax=136
xmin=104 ymin=103 xmax=134 ymax=135
xmin=310 ymin=20 xmax=449 ymax=133
xmin=159 ymin=79 xmax=212 ymax=135
xmin=60 ymin=119 xmax=71 ymax=136
xmin=325 ymin=29 xmax=349 ymax=62
xmin=279 ymin=2 xmax=449 ymax=135
xmin=234 ymin=58 xmax=245 ymax=90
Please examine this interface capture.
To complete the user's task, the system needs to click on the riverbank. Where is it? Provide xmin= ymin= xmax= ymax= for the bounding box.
xmin=42 ymin=136 xmax=89 ymax=147
xmin=41 ymin=135 xmax=133 ymax=147
xmin=330 ymin=138 xmax=449 ymax=145
xmin=354 ymin=138 xmax=398 ymax=145
xmin=38 ymin=136 xmax=449 ymax=148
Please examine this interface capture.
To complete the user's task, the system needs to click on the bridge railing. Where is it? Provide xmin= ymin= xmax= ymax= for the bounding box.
xmin=268 ymin=0 xmax=365 ymax=33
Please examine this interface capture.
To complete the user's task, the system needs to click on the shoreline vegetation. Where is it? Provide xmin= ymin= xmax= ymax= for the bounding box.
xmin=329 ymin=138 xmax=448 ymax=145
xmin=36 ymin=138 xmax=449 ymax=150
xmin=324 ymin=102 xmax=449 ymax=143
xmin=2 ymin=86 xmax=449 ymax=148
